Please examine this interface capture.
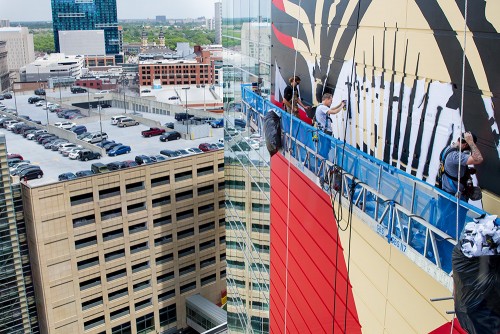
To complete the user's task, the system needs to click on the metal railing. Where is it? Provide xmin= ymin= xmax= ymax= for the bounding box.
xmin=240 ymin=85 xmax=498 ymax=285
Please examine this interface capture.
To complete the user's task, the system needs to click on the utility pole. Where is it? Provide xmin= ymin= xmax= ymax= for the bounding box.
xmin=182 ymin=87 xmax=190 ymax=138
xmin=95 ymin=95 xmax=104 ymax=135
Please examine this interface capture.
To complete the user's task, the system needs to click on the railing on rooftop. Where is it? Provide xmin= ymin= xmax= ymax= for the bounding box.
xmin=240 ymin=84 xmax=498 ymax=282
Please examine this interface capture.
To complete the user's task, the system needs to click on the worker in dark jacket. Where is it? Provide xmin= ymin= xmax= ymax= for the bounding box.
xmin=283 ymin=76 xmax=309 ymax=117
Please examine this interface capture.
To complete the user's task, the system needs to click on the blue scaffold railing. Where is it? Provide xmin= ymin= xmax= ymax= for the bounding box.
xmin=240 ymin=84 xmax=498 ymax=278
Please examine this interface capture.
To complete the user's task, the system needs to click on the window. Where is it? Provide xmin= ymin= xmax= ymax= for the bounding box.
xmin=154 ymin=234 xmax=172 ymax=247
xmin=176 ymin=209 xmax=194 ymax=221
xmin=218 ymin=181 xmax=225 ymax=190
xmin=220 ymin=236 xmax=226 ymax=244
xmin=112 ymin=322 xmax=131 ymax=334
xmin=80 ymin=277 xmax=101 ymax=291
xmin=251 ymin=316 xmax=269 ymax=334
xmin=99 ymin=186 xmax=120 ymax=199
xmin=156 ymin=253 xmax=173 ymax=265
xmin=70 ymin=192 xmax=93 ymax=206
xmin=84 ymin=316 xmax=105 ymax=331
xmin=103 ymin=228 xmax=123 ymax=241
xmin=126 ymin=181 xmax=144 ymax=193
xmin=201 ymin=273 xmax=217 ymax=286
xmin=131 ymin=261 xmax=150 ymax=273
xmin=133 ymin=280 xmax=150 ymax=292
xmin=179 ymin=264 xmax=196 ymax=276
xmin=180 ymin=281 xmax=197 ymax=293
xmin=227 ymin=180 xmax=245 ymax=190
xmin=130 ymin=241 xmax=148 ymax=254
xmin=197 ymin=166 xmax=213 ymax=177
xmin=151 ymin=175 xmax=169 ymax=187
xmin=219 ymin=200 xmax=225 ymax=208
xmin=252 ymin=224 xmax=269 ymax=233
xmin=200 ymin=239 xmax=215 ymax=251
xmin=251 ymin=182 xmax=270 ymax=192
xmin=230 ymin=201 xmax=245 ymax=210
xmin=105 ymin=249 xmax=125 ymax=262
xmin=110 ymin=306 xmax=129 ymax=321
xmin=159 ymin=304 xmax=177 ymax=326
xmin=198 ymin=203 xmax=214 ymax=215
xmin=75 ymin=236 xmax=97 ymax=249
xmin=135 ymin=298 xmax=152 ymax=311
xmin=254 ymin=243 xmax=270 ymax=253
xmin=200 ymin=256 xmax=216 ymax=269
xmin=157 ymin=271 xmax=174 ymax=284
xmin=252 ymin=301 xmax=269 ymax=311
xmin=82 ymin=296 xmax=103 ymax=311
xmin=220 ymin=253 xmax=226 ymax=261
xmin=153 ymin=215 xmax=171 ymax=228
xmin=127 ymin=202 xmax=146 ymax=214
xmin=221 ymin=269 xmax=226 ymax=278
xmin=252 ymin=203 xmax=270 ymax=213
xmin=77 ymin=256 xmax=99 ymax=270
xmin=152 ymin=195 xmax=171 ymax=207
xmin=250 ymin=262 xmax=269 ymax=272
xmin=101 ymin=207 xmax=122 ymax=221
xmin=177 ymin=227 xmax=194 ymax=240
xmin=175 ymin=170 xmax=192 ymax=182
xmin=129 ymin=222 xmax=147 ymax=234
xmin=199 ymin=221 xmax=215 ymax=233
xmin=198 ymin=185 xmax=214 ymax=196
xmin=108 ymin=287 xmax=128 ymax=301
xmin=107 ymin=268 xmax=127 ymax=282
xmin=158 ymin=288 xmax=175 ymax=301
xmin=175 ymin=190 xmax=193 ymax=201
xmin=218 ymin=162 xmax=224 ymax=172
xmin=178 ymin=246 xmax=195 ymax=258
xmin=136 ymin=313 xmax=154 ymax=334
xmin=73 ymin=214 xmax=95 ymax=228
xmin=227 ymin=260 xmax=245 ymax=270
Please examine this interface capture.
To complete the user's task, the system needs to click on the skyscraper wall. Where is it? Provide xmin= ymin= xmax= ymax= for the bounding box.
xmin=214 ymin=2 xmax=222 ymax=44
xmin=51 ymin=0 xmax=120 ymax=54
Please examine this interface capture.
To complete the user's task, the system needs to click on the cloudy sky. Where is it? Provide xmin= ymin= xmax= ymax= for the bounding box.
xmin=0 ymin=0 xmax=217 ymax=22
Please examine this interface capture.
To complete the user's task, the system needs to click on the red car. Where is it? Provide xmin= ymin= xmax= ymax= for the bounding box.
xmin=141 ymin=127 xmax=166 ymax=137
xmin=7 ymin=153 xmax=23 ymax=160
xmin=198 ymin=143 xmax=218 ymax=152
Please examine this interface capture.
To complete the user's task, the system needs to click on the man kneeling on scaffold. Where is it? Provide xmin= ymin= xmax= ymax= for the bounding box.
xmin=314 ymin=93 xmax=345 ymax=135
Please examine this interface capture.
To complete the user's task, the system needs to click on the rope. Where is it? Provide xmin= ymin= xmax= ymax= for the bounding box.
xmin=284 ymin=1 xmax=303 ymax=332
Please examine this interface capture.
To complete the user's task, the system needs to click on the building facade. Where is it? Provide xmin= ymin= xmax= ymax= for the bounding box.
xmin=0 ymin=41 xmax=9 ymax=91
xmin=222 ymin=0 xmax=272 ymax=333
xmin=0 ymin=27 xmax=35 ymax=75
xmin=0 ymin=19 xmax=9 ymax=28
xmin=20 ymin=53 xmax=84 ymax=83
xmin=215 ymin=2 xmax=223 ymax=45
xmin=23 ymin=151 xmax=226 ymax=334
xmin=0 ymin=135 xmax=40 ymax=334
xmin=58 ymin=30 xmax=106 ymax=56
xmin=51 ymin=0 xmax=120 ymax=55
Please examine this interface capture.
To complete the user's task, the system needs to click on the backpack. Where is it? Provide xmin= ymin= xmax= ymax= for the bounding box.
xmin=307 ymin=105 xmax=317 ymax=119
xmin=436 ymin=147 xmax=458 ymax=189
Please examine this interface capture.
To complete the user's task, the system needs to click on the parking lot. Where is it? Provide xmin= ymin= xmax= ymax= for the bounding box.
xmin=0 ymin=93 xmax=224 ymax=186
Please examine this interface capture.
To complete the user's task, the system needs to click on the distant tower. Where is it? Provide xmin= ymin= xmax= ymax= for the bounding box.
xmin=159 ymin=27 xmax=165 ymax=47
xmin=141 ymin=27 xmax=148 ymax=47
xmin=214 ymin=1 xmax=222 ymax=44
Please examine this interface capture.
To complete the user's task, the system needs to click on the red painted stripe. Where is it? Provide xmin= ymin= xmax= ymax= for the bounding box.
xmin=272 ymin=23 xmax=294 ymax=49
xmin=272 ymin=0 xmax=286 ymax=11
xmin=270 ymin=152 xmax=362 ymax=334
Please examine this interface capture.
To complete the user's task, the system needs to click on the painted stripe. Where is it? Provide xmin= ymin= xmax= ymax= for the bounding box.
xmin=272 ymin=23 xmax=294 ymax=49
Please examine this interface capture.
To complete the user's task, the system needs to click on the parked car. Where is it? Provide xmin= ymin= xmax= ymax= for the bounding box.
xmin=2 ymin=93 xmax=12 ymax=99
xmin=211 ymin=118 xmax=224 ymax=128
xmin=186 ymin=147 xmax=203 ymax=154
xmin=101 ymin=103 xmax=111 ymax=108
xmin=103 ymin=141 xmax=120 ymax=151
xmin=9 ymin=161 xmax=31 ymax=173
xmin=159 ymin=131 xmax=181 ymax=142
xmin=44 ymin=139 xmax=62 ymax=149
xmin=168 ymin=96 xmax=179 ymax=100
xmin=149 ymin=155 xmax=167 ymax=163
xmin=71 ymin=125 xmax=87 ymax=135
xmin=11 ymin=164 xmax=39 ymax=176
xmin=77 ymin=132 xmax=91 ymax=140
xmin=58 ymin=172 xmax=77 ymax=181
xmin=175 ymin=149 xmax=191 ymax=156
xmin=4 ymin=120 xmax=18 ymax=129
xmin=117 ymin=117 xmax=139 ymax=127
xmin=54 ymin=122 xmax=76 ymax=130
xmin=34 ymin=88 xmax=46 ymax=96
xmin=199 ymin=143 xmax=218 ymax=152
xmin=226 ymin=127 xmax=239 ymax=136
xmin=63 ymin=147 xmax=83 ymax=157
xmin=107 ymin=161 xmax=126 ymax=170
xmin=234 ymin=119 xmax=247 ymax=128
xmin=97 ymin=139 xmax=115 ymax=148
xmin=174 ymin=112 xmax=194 ymax=121
xmin=193 ymin=116 xmax=216 ymax=124
xmin=27 ymin=130 xmax=46 ymax=140
xmin=164 ymin=122 xmax=174 ymax=129
xmin=91 ymin=162 xmax=109 ymax=174
xmin=76 ymin=170 xmax=94 ymax=177
xmin=82 ymin=132 xmax=108 ymax=144
xmin=7 ymin=158 xmax=24 ymax=167
xmin=70 ymin=86 xmax=87 ymax=93
xmin=78 ymin=149 xmax=101 ymax=161
xmin=142 ymin=127 xmax=165 ymax=137
xmin=106 ymin=143 xmax=126 ymax=154
xmin=7 ymin=153 xmax=23 ymax=161
xmin=134 ymin=155 xmax=152 ymax=165
xmin=28 ymin=96 xmax=44 ymax=104
xmin=160 ymin=150 xmax=181 ymax=158
xmin=122 ymin=160 xmax=138 ymax=168
xmin=231 ymin=141 xmax=252 ymax=152
xmin=19 ymin=167 xmax=43 ymax=180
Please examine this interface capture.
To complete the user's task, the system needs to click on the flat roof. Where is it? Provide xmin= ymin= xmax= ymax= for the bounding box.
xmin=186 ymin=294 xmax=227 ymax=326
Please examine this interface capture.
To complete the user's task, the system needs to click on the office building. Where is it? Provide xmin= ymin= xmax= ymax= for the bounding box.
xmin=0 ymin=41 xmax=9 ymax=91
xmin=0 ymin=19 xmax=9 ymax=28
xmin=51 ymin=0 xmax=120 ymax=54
xmin=156 ymin=16 xmax=167 ymax=23
xmin=20 ymin=53 xmax=84 ymax=82
xmin=215 ymin=2 xmax=222 ymax=44
xmin=0 ymin=135 xmax=40 ymax=334
xmin=58 ymin=30 xmax=106 ymax=56
xmin=23 ymin=151 xmax=226 ymax=333
xmin=0 ymin=27 xmax=35 ymax=75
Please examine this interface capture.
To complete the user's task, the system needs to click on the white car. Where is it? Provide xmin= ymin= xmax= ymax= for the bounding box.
xmin=68 ymin=150 xmax=80 ymax=160
xmin=226 ymin=127 xmax=239 ymax=136
xmin=248 ymin=139 xmax=260 ymax=150
xmin=54 ymin=122 xmax=76 ymax=130
xmin=186 ymin=147 xmax=203 ymax=154
xmin=35 ymin=101 xmax=44 ymax=107
xmin=6 ymin=121 xmax=21 ymax=130
xmin=62 ymin=146 xmax=83 ymax=157
xmin=9 ymin=161 xmax=31 ymax=173
xmin=27 ymin=130 xmax=46 ymax=140
xmin=58 ymin=143 xmax=79 ymax=153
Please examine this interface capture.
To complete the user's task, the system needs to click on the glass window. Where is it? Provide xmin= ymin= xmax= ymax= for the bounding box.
xmin=81 ymin=296 xmax=103 ymax=310
xmin=110 ymin=306 xmax=129 ymax=321
xmin=136 ymin=313 xmax=154 ymax=334
xmin=153 ymin=215 xmax=171 ymax=227
xmin=157 ymin=271 xmax=174 ymax=283
xmin=159 ymin=304 xmax=177 ymax=327
xmin=105 ymin=249 xmax=125 ymax=262
xmin=73 ymin=214 xmax=95 ymax=228
xmin=77 ymin=256 xmax=99 ymax=270
xmin=75 ymin=236 xmax=97 ymax=249
xmin=180 ymin=281 xmax=196 ymax=294
xmin=108 ymin=287 xmax=128 ymax=301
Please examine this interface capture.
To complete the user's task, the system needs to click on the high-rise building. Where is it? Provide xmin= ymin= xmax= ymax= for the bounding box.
xmin=156 ymin=15 xmax=167 ymax=23
xmin=222 ymin=1 xmax=272 ymax=333
xmin=0 ymin=19 xmax=9 ymax=28
xmin=0 ymin=27 xmax=35 ymax=75
xmin=51 ymin=0 xmax=120 ymax=54
xmin=22 ymin=152 xmax=226 ymax=333
xmin=0 ymin=135 xmax=40 ymax=334
xmin=214 ymin=2 xmax=222 ymax=45
xmin=0 ymin=41 xmax=9 ymax=91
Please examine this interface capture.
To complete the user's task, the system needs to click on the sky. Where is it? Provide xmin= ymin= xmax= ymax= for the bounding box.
xmin=0 ymin=0 xmax=217 ymax=22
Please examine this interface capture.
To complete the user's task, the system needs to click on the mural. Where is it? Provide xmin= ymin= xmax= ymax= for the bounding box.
xmin=271 ymin=0 xmax=500 ymax=197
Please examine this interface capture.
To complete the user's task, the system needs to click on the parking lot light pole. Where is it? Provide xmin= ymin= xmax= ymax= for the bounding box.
xmin=182 ymin=87 xmax=190 ymax=138
xmin=10 ymin=78 xmax=18 ymax=116
xmin=201 ymin=84 xmax=206 ymax=112
xmin=95 ymin=96 xmax=104 ymax=135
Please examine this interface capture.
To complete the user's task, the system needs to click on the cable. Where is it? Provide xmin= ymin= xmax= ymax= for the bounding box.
xmin=284 ymin=1 xmax=303 ymax=333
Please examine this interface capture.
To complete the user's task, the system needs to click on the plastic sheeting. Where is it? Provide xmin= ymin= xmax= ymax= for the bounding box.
xmin=263 ymin=109 xmax=282 ymax=156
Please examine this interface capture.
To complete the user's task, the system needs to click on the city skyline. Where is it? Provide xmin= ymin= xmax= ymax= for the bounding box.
xmin=0 ymin=0 xmax=218 ymax=22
